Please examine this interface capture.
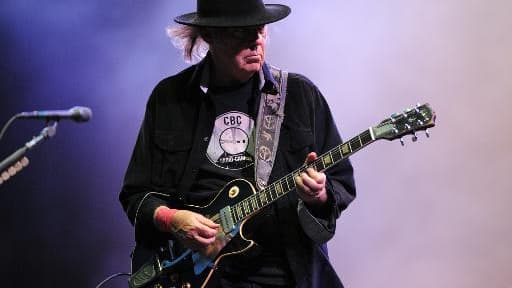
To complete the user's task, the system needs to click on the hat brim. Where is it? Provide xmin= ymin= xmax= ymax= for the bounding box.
xmin=174 ymin=4 xmax=291 ymax=27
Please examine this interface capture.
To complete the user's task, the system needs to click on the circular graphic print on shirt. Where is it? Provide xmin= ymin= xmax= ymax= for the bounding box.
xmin=219 ymin=127 xmax=249 ymax=154
xmin=206 ymin=111 xmax=255 ymax=170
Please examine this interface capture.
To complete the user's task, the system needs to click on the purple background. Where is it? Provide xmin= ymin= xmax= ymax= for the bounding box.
xmin=1 ymin=1 xmax=511 ymax=287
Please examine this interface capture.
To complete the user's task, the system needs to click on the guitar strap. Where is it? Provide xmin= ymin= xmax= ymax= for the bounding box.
xmin=254 ymin=65 xmax=288 ymax=190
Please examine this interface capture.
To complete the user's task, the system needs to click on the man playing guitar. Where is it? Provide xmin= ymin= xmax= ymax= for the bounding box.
xmin=120 ymin=1 xmax=356 ymax=287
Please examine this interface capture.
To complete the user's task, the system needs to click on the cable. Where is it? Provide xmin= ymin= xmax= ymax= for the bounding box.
xmin=0 ymin=114 xmax=19 ymax=142
xmin=95 ymin=272 xmax=131 ymax=288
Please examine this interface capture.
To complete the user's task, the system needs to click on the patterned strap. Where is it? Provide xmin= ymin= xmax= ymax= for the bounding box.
xmin=254 ymin=66 xmax=288 ymax=190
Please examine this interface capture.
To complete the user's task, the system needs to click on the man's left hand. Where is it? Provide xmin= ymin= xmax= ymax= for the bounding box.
xmin=295 ymin=152 xmax=328 ymax=206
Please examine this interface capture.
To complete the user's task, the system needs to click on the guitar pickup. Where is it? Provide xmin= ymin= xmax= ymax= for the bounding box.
xmin=219 ymin=206 xmax=235 ymax=233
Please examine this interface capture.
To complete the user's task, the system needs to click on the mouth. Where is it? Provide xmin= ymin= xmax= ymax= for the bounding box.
xmin=245 ymin=53 xmax=261 ymax=63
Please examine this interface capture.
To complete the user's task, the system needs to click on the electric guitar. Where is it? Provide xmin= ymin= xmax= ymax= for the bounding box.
xmin=128 ymin=103 xmax=436 ymax=288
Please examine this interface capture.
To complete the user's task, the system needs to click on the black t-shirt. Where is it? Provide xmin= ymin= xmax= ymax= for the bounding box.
xmin=189 ymin=78 xmax=256 ymax=204
xmin=189 ymin=77 xmax=293 ymax=285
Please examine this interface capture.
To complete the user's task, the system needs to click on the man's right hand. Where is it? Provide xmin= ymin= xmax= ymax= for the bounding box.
xmin=154 ymin=207 xmax=220 ymax=253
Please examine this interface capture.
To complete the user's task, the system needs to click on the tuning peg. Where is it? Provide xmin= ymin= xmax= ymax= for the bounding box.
xmin=425 ymin=129 xmax=430 ymax=138
xmin=400 ymin=138 xmax=405 ymax=146
xmin=412 ymin=132 xmax=418 ymax=142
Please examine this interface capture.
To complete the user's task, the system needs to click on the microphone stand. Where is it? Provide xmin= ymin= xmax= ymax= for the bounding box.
xmin=0 ymin=122 xmax=58 ymax=185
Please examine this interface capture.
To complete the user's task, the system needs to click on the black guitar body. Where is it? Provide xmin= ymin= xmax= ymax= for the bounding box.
xmin=130 ymin=179 xmax=261 ymax=288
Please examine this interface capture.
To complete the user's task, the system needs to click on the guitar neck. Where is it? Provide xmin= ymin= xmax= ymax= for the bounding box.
xmin=230 ymin=128 xmax=376 ymax=223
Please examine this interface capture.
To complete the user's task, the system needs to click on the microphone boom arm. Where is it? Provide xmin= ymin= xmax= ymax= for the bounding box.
xmin=0 ymin=122 xmax=58 ymax=185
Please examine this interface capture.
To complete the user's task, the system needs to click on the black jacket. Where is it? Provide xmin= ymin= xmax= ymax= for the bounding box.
xmin=120 ymin=60 xmax=356 ymax=287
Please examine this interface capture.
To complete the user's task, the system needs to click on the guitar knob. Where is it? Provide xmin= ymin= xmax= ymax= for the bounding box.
xmin=412 ymin=132 xmax=418 ymax=142
xmin=400 ymin=138 xmax=405 ymax=146
xmin=425 ymin=129 xmax=430 ymax=138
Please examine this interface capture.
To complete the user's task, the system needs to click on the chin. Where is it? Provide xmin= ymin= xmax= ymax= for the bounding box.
xmin=243 ymin=62 xmax=263 ymax=73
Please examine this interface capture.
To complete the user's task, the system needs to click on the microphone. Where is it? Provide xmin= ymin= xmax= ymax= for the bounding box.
xmin=16 ymin=106 xmax=92 ymax=122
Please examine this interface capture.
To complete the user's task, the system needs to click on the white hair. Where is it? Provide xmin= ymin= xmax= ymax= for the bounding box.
xmin=166 ymin=25 xmax=209 ymax=64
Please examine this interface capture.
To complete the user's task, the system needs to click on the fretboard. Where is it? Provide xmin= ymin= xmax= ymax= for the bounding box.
xmin=229 ymin=128 xmax=375 ymax=223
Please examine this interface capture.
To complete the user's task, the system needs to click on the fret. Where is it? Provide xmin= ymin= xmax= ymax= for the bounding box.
xmin=332 ymin=145 xmax=343 ymax=161
xmin=236 ymin=203 xmax=242 ymax=218
xmin=251 ymin=196 xmax=258 ymax=211
xmin=349 ymin=137 xmax=361 ymax=151
xmin=268 ymin=187 xmax=275 ymax=199
xmin=238 ymin=204 xmax=244 ymax=219
xmin=245 ymin=198 xmax=251 ymax=213
xmin=341 ymin=143 xmax=351 ymax=157
xmin=280 ymin=179 xmax=290 ymax=194
xmin=322 ymin=152 xmax=333 ymax=170
xmin=272 ymin=186 xmax=279 ymax=199
xmin=242 ymin=200 xmax=249 ymax=215
xmin=244 ymin=199 xmax=252 ymax=215
xmin=268 ymin=185 xmax=275 ymax=198
xmin=260 ymin=192 xmax=267 ymax=204
xmin=275 ymin=186 xmax=281 ymax=198
xmin=232 ymin=204 xmax=239 ymax=222
xmin=281 ymin=178 xmax=288 ymax=191
xmin=352 ymin=137 xmax=360 ymax=150
xmin=231 ymin=208 xmax=238 ymax=223
xmin=247 ymin=199 xmax=254 ymax=214
xmin=268 ymin=189 xmax=275 ymax=201
xmin=284 ymin=177 xmax=295 ymax=191
xmin=279 ymin=179 xmax=286 ymax=192
xmin=360 ymin=130 xmax=373 ymax=145
xmin=275 ymin=182 xmax=283 ymax=196
xmin=238 ymin=204 xmax=243 ymax=218
xmin=258 ymin=191 xmax=265 ymax=206
xmin=285 ymin=176 xmax=291 ymax=190
xmin=237 ymin=204 xmax=244 ymax=222
xmin=255 ymin=193 xmax=263 ymax=208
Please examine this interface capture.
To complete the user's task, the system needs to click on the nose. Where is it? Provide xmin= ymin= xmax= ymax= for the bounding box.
xmin=249 ymin=31 xmax=265 ymax=50
xmin=255 ymin=31 xmax=265 ymax=43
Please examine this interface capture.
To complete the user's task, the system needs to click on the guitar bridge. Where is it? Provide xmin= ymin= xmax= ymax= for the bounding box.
xmin=219 ymin=206 xmax=235 ymax=233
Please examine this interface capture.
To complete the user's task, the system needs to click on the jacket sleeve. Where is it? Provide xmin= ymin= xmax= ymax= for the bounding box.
xmin=119 ymin=89 xmax=170 ymax=241
xmin=293 ymin=75 xmax=356 ymax=244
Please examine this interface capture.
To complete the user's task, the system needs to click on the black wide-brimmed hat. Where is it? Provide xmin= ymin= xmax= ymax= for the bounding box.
xmin=174 ymin=0 xmax=291 ymax=27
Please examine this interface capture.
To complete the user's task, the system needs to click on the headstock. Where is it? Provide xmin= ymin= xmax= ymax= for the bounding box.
xmin=372 ymin=103 xmax=436 ymax=145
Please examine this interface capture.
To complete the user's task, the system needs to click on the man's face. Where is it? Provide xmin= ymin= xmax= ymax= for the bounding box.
xmin=207 ymin=25 xmax=267 ymax=82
